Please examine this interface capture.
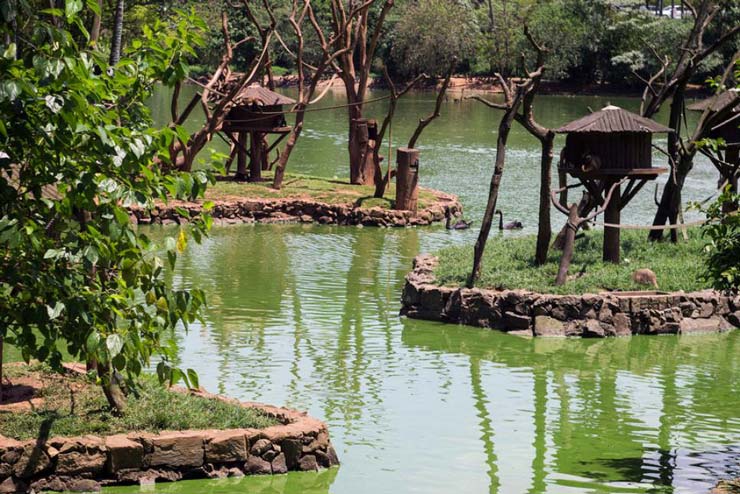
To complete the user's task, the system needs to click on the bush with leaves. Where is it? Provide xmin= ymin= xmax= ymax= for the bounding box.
xmin=701 ymin=188 xmax=740 ymax=293
xmin=0 ymin=3 xmax=213 ymax=412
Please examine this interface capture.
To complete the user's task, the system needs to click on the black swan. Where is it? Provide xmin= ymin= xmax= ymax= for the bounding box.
xmin=445 ymin=210 xmax=474 ymax=230
xmin=496 ymin=210 xmax=523 ymax=230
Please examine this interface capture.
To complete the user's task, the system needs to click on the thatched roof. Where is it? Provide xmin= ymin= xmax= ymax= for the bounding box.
xmin=687 ymin=89 xmax=740 ymax=113
xmin=555 ymin=105 xmax=673 ymax=134
xmin=233 ymin=86 xmax=295 ymax=107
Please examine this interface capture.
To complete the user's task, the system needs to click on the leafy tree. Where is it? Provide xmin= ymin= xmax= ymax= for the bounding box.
xmin=0 ymin=3 xmax=212 ymax=411
xmin=392 ymin=0 xmax=479 ymax=77
xmin=701 ymin=188 xmax=740 ymax=293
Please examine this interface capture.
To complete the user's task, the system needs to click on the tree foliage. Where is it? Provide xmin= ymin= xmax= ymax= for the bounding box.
xmin=391 ymin=0 xmax=478 ymax=77
xmin=0 ymin=4 xmax=214 ymax=410
xmin=702 ymin=188 xmax=740 ymax=293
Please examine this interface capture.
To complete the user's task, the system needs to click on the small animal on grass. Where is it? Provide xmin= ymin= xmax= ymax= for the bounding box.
xmin=495 ymin=210 xmax=523 ymax=230
xmin=632 ymin=268 xmax=659 ymax=289
xmin=445 ymin=209 xmax=474 ymax=230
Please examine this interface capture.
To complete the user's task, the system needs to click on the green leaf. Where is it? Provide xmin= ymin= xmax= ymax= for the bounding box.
xmin=106 ymin=334 xmax=124 ymax=357
xmin=186 ymin=368 xmax=199 ymax=390
xmin=65 ymin=0 xmax=83 ymax=19
xmin=86 ymin=331 xmax=100 ymax=354
xmin=47 ymin=302 xmax=65 ymax=320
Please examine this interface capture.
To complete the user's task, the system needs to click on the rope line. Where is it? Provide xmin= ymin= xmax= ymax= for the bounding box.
xmin=590 ymin=218 xmax=706 ymax=231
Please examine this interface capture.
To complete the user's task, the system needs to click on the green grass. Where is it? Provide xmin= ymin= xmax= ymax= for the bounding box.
xmin=434 ymin=229 xmax=708 ymax=295
xmin=0 ymin=364 xmax=278 ymax=441
xmin=204 ymin=173 xmax=438 ymax=210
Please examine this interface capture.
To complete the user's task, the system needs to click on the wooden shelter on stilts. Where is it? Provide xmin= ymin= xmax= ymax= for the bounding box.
xmin=688 ymin=89 xmax=740 ymax=212
xmin=555 ymin=105 xmax=672 ymax=263
xmin=222 ymin=86 xmax=295 ymax=182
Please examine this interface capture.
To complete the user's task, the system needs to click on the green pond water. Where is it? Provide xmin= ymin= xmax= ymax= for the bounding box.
xmin=31 ymin=89 xmax=740 ymax=493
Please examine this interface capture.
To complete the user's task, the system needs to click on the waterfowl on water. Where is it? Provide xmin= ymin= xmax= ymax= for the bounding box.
xmin=445 ymin=209 xmax=474 ymax=230
xmin=496 ymin=210 xmax=523 ymax=230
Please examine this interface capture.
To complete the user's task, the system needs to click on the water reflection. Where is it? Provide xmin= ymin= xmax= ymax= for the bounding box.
xmin=121 ymin=223 xmax=740 ymax=494
xmin=403 ymin=326 xmax=740 ymax=493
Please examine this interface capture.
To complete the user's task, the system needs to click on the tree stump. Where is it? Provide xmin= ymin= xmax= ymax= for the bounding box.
xmin=395 ymin=147 xmax=420 ymax=212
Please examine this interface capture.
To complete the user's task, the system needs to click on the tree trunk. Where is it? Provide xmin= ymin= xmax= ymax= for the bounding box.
xmin=553 ymin=192 xmax=594 ymax=250
xmin=535 ymin=132 xmax=554 ymax=265
xmin=248 ymin=132 xmax=263 ymax=182
xmin=555 ymin=204 xmax=579 ymax=286
xmin=349 ymin=118 xmax=372 ymax=185
xmin=97 ymin=363 xmax=126 ymax=414
xmin=236 ymin=131 xmax=248 ymax=180
xmin=90 ymin=0 xmax=103 ymax=43
xmin=109 ymin=0 xmax=124 ymax=66
xmin=272 ymin=112 xmax=305 ymax=190
xmin=603 ymin=179 xmax=622 ymax=263
xmin=467 ymin=93 xmax=523 ymax=288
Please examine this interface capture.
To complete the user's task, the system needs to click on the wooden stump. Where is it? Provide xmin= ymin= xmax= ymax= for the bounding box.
xmin=395 ymin=147 xmax=420 ymax=212
xmin=603 ymin=179 xmax=621 ymax=263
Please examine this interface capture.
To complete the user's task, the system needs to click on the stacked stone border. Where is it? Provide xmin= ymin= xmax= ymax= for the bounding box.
xmin=130 ymin=188 xmax=462 ymax=228
xmin=401 ymin=255 xmax=740 ymax=337
xmin=0 ymin=375 xmax=339 ymax=493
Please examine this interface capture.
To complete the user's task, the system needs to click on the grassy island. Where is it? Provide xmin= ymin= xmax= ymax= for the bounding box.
xmin=205 ymin=173 xmax=440 ymax=210
xmin=0 ymin=364 xmax=278 ymax=441
xmin=434 ymin=229 xmax=707 ymax=295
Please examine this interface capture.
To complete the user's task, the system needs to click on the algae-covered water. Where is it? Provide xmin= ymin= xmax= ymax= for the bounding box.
xmin=109 ymin=91 xmax=738 ymax=493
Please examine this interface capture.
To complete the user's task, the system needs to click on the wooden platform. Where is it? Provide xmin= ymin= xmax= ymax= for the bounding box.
xmin=562 ymin=167 xmax=668 ymax=181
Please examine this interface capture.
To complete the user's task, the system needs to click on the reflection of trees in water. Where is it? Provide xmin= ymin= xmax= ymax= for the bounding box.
xmin=145 ymin=467 xmax=337 ymax=494
xmin=170 ymin=226 xmax=291 ymax=396
xmin=403 ymin=327 xmax=740 ymax=493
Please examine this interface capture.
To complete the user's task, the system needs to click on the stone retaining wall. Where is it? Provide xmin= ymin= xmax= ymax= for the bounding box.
xmin=130 ymin=189 xmax=462 ymax=228
xmin=401 ymin=254 xmax=740 ymax=337
xmin=0 ymin=393 xmax=338 ymax=493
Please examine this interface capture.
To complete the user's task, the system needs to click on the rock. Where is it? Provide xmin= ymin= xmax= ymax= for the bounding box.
xmin=298 ymin=454 xmax=319 ymax=472
xmin=14 ymin=445 xmax=51 ymax=478
xmin=271 ymin=453 xmax=287 ymax=474
xmin=728 ymin=311 xmax=740 ymax=328
xmin=245 ymin=455 xmax=272 ymax=475
xmin=326 ymin=445 xmax=340 ymax=466
xmin=281 ymin=439 xmax=302 ymax=470
xmin=262 ymin=449 xmax=278 ymax=462
xmin=583 ymin=319 xmax=605 ymax=337
xmin=56 ymin=436 xmax=107 ymax=475
xmin=502 ymin=311 xmax=530 ymax=330
xmin=106 ymin=435 xmax=144 ymax=472
xmin=145 ymin=432 xmax=205 ymax=468
xmin=534 ymin=316 xmax=565 ymax=337
xmin=228 ymin=467 xmax=245 ymax=478
xmin=250 ymin=438 xmax=272 ymax=457
xmin=612 ymin=313 xmax=632 ymax=336
xmin=680 ymin=317 xmax=722 ymax=334
xmin=206 ymin=431 xmax=247 ymax=464
xmin=0 ymin=477 xmax=25 ymax=494
xmin=698 ymin=302 xmax=714 ymax=318
xmin=66 ymin=478 xmax=101 ymax=492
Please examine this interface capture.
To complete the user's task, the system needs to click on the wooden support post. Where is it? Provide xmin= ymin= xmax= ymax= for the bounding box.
xmin=395 ymin=147 xmax=420 ymax=211
xmin=236 ymin=131 xmax=248 ymax=180
xmin=249 ymin=132 xmax=263 ymax=182
xmin=723 ymin=146 xmax=739 ymax=213
xmin=603 ymin=179 xmax=621 ymax=263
